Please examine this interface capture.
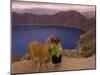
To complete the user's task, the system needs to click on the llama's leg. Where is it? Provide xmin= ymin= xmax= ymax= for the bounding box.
xmin=39 ymin=62 xmax=41 ymax=72
xmin=45 ymin=56 xmax=51 ymax=71
xmin=45 ymin=62 xmax=48 ymax=71
xmin=32 ymin=60 xmax=36 ymax=72
xmin=45 ymin=60 xmax=49 ymax=71
xmin=34 ymin=61 xmax=40 ymax=72
xmin=39 ymin=62 xmax=48 ymax=72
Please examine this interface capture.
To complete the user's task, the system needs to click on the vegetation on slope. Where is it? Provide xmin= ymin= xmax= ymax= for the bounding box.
xmin=78 ymin=28 xmax=96 ymax=57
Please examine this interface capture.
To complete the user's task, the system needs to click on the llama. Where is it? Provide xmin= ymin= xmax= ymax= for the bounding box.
xmin=27 ymin=41 xmax=51 ymax=72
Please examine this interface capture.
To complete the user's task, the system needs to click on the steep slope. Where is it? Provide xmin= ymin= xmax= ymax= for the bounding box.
xmin=78 ymin=28 xmax=96 ymax=57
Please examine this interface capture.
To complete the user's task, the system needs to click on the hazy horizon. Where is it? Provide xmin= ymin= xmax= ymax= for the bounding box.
xmin=12 ymin=1 xmax=95 ymax=10
xmin=12 ymin=1 xmax=96 ymax=18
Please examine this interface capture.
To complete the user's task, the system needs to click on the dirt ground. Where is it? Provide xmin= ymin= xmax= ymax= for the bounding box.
xmin=11 ymin=55 xmax=96 ymax=74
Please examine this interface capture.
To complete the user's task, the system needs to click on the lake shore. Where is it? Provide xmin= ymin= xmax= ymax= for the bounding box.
xmin=11 ymin=49 xmax=96 ymax=74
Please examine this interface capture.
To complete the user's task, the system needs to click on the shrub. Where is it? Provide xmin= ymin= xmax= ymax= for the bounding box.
xmin=80 ymin=45 xmax=96 ymax=58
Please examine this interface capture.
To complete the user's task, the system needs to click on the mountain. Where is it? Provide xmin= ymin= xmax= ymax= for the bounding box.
xmin=12 ymin=8 xmax=95 ymax=18
xmin=12 ymin=10 xmax=96 ymax=31
xmin=81 ymin=11 xmax=95 ymax=18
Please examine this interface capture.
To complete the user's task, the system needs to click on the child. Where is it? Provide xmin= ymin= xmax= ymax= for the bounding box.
xmin=50 ymin=37 xmax=63 ymax=68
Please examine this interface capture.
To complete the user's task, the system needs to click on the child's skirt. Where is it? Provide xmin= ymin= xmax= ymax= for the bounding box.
xmin=52 ymin=55 xmax=62 ymax=64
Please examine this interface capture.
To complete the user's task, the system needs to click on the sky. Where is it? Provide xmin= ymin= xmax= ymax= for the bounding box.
xmin=12 ymin=0 xmax=95 ymax=15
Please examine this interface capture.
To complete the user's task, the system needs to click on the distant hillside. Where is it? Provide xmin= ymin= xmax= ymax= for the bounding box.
xmin=79 ymin=28 xmax=96 ymax=46
xmin=12 ymin=10 xmax=96 ymax=31
xmin=78 ymin=28 xmax=96 ymax=57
